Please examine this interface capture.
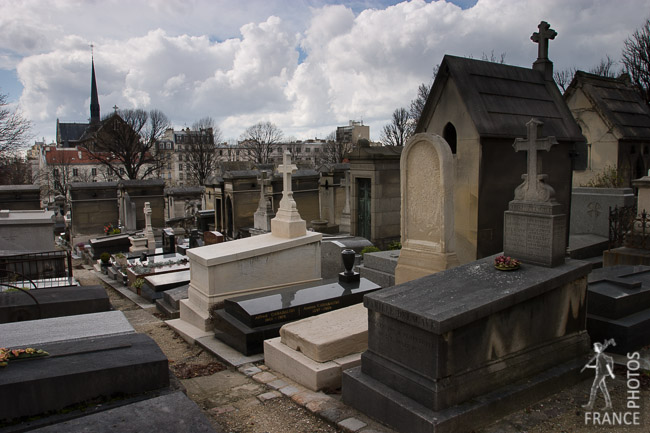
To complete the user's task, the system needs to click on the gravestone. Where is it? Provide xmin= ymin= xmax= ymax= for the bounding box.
xmin=253 ymin=170 xmax=275 ymax=234
xmin=123 ymin=191 xmax=137 ymax=231
xmin=143 ymin=202 xmax=156 ymax=253
xmin=141 ymin=270 xmax=191 ymax=302
xmin=271 ymin=152 xmax=307 ymax=238
xmin=587 ymin=265 xmax=650 ymax=353
xmin=0 ymin=285 xmax=110 ymax=323
xmin=204 ymin=230 xmax=224 ymax=245
xmin=162 ymin=227 xmax=176 ymax=254
xmin=213 ymin=278 xmax=380 ymax=355
xmin=189 ymin=229 xmax=203 ymax=248
xmin=395 ymin=133 xmax=459 ymax=284
xmin=340 ymin=170 xmax=351 ymax=233
xmin=155 ymin=284 xmax=189 ymax=319
xmin=503 ymin=118 xmax=566 ymax=267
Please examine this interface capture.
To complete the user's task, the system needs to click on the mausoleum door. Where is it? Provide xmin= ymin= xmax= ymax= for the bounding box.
xmin=357 ymin=178 xmax=371 ymax=240
xmin=226 ymin=196 xmax=233 ymax=238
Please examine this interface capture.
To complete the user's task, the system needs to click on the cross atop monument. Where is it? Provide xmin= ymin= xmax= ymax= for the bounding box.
xmin=513 ymin=118 xmax=558 ymax=202
xmin=531 ymin=21 xmax=557 ymax=61
xmin=277 ymin=151 xmax=298 ymax=210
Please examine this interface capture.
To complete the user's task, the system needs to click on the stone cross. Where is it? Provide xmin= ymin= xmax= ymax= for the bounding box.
xmin=531 ymin=21 xmax=557 ymax=61
xmin=277 ymin=151 xmax=298 ymax=210
xmin=513 ymin=118 xmax=558 ymax=202
xmin=258 ymin=170 xmax=271 ymax=204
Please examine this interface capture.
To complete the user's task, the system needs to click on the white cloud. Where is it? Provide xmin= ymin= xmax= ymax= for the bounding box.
xmin=2 ymin=0 xmax=649 ymax=144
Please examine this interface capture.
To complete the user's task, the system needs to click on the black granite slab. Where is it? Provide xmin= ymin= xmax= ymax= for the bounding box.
xmin=0 ymin=285 xmax=110 ymax=323
xmin=214 ymin=278 xmax=381 ymax=355
xmin=0 ymin=333 xmax=169 ymax=422
xmin=225 ymin=278 xmax=380 ymax=328
xmin=144 ymin=270 xmax=191 ymax=292
xmin=28 ymin=392 xmax=216 ymax=433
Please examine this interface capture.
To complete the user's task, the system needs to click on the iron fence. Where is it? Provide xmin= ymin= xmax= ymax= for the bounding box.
xmin=0 ymin=250 xmax=73 ymax=289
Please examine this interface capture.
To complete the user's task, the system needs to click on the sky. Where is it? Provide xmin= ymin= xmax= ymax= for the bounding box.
xmin=1 ymin=0 xmax=648 ymax=145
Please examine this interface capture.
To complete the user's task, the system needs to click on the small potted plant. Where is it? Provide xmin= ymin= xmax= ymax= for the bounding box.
xmin=100 ymin=252 xmax=111 ymax=274
xmin=131 ymin=277 xmax=145 ymax=295
xmin=114 ymin=252 xmax=128 ymax=268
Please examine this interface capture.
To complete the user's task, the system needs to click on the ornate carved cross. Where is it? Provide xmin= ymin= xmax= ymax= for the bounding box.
xmin=513 ymin=118 xmax=558 ymax=201
xmin=531 ymin=21 xmax=557 ymax=61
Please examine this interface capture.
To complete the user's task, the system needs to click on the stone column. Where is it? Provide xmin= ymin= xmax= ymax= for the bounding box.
xmin=340 ymin=170 xmax=351 ymax=234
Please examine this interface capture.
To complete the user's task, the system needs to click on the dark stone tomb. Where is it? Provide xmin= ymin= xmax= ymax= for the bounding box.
xmin=213 ymin=278 xmax=380 ymax=355
xmin=586 ymin=265 xmax=650 ymax=354
xmin=0 ymin=333 xmax=169 ymax=422
xmin=90 ymin=234 xmax=131 ymax=259
xmin=155 ymin=284 xmax=189 ymax=319
xmin=0 ymin=285 xmax=110 ymax=323
xmin=342 ymin=255 xmax=591 ymax=433
xmin=28 ymin=391 xmax=217 ymax=433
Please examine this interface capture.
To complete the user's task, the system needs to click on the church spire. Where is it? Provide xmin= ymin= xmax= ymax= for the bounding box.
xmin=90 ymin=44 xmax=100 ymax=124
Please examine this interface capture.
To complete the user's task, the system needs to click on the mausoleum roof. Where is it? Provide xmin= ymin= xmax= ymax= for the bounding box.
xmin=418 ymin=55 xmax=584 ymax=142
xmin=565 ymin=71 xmax=650 ymax=141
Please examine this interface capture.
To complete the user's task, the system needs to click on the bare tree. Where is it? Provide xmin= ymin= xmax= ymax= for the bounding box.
xmin=622 ymin=18 xmax=650 ymax=104
xmin=0 ymin=91 xmax=31 ymax=158
xmin=0 ymin=155 xmax=30 ymax=185
xmin=184 ymin=117 xmax=223 ymax=186
xmin=590 ymin=55 xmax=619 ymax=78
xmin=380 ymin=108 xmax=411 ymax=147
xmin=239 ymin=121 xmax=283 ymax=164
xmin=321 ymin=130 xmax=353 ymax=164
xmin=554 ymin=67 xmax=577 ymax=93
xmin=84 ymin=108 xmax=171 ymax=180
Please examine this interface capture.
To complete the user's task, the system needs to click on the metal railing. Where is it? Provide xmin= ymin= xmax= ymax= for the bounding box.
xmin=608 ymin=205 xmax=650 ymax=250
xmin=0 ymin=250 xmax=73 ymax=289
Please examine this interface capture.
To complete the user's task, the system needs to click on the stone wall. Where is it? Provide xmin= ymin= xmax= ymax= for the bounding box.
xmin=68 ymin=182 xmax=119 ymax=244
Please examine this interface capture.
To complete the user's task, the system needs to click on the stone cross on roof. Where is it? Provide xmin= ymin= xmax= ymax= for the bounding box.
xmin=277 ymin=151 xmax=298 ymax=210
xmin=531 ymin=21 xmax=557 ymax=61
xmin=513 ymin=118 xmax=558 ymax=202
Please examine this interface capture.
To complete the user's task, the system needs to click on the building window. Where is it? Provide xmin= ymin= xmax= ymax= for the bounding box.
xmin=53 ymin=168 xmax=59 ymax=176
xmin=167 ymin=163 xmax=172 ymax=169
xmin=73 ymin=168 xmax=79 ymax=176
xmin=179 ymin=164 xmax=183 ymax=171
xmin=179 ymin=173 xmax=183 ymax=180
xmin=119 ymin=168 xmax=125 ymax=175
xmin=443 ymin=122 xmax=458 ymax=155
xmin=91 ymin=168 xmax=97 ymax=176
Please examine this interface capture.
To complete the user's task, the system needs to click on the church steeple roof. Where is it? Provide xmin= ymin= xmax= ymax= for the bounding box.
xmin=90 ymin=56 xmax=100 ymax=124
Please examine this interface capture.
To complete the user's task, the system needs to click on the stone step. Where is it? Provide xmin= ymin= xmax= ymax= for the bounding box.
xmin=162 ymin=284 xmax=189 ymax=310
xmin=155 ymin=298 xmax=180 ymax=320
xmin=358 ymin=265 xmax=394 ymax=288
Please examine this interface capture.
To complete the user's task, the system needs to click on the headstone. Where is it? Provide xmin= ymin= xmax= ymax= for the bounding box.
xmin=143 ymin=202 xmax=156 ymax=253
xmin=123 ymin=191 xmax=137 ymax=231
xmin=212 ymin=277 xmax=380 ymax=355
xmin=587 ymin=265 xmax=650 ymax=354
xmin=503 ymin=118 xmax=566 ymax=267
xmin=320 ymin=237 xmax=373 ymax=280
xmin=141 ymin=270 xmax=191 ymax=302
xmin=253 ymin=170 xmax=275 ymax=233
xmin=271 ymin=152 xmax=306 ymax=238
xmin=155 ymin=284 xmax=189 ymax=319
xmin=189 ymin=229 xmax=203 ymax=248
xmin=358 ymin=249 xmax=400 ymax=288
xmin=395 ymin=133 xmax=459 ymax=284
xmin=203 ymin=230 xmax=224 ymax=245
xmin=162 ymin=227 xmax=176 ymax=254
xmin=339 ymin=170 xmax=351 ymax=234
xmin=0 ymin=285 xmax=110 ymax=323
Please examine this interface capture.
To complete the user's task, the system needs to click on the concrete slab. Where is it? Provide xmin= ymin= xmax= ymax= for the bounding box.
xmin=196 ymin=334 xmax=264 ymax=367
xmin=29 ymin=392 xmax=217 ymax=433
xmin=0 ymin=310 xmax=134 ymax=348
xmin=280 ymin=303 xmax=368 ymax=362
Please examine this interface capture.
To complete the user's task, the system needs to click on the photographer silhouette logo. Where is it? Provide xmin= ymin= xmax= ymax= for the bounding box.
xmin=582 ymin=338 xmax=642 ymax=427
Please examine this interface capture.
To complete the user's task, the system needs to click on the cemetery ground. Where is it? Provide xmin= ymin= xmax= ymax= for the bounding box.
xmin=72 ymin=259 xmax=650 ymax=433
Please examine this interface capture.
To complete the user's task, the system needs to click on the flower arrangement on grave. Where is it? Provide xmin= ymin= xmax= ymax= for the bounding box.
xmin=103 ymin=223 xmax=121 ymax=235
xmin=131 ymin=277 xmax=145 ymax=291
xmin=114 ymin=253 xmax=128 ymax=268
xmin=0 ymin=347 xmax=49 ymax=368
xmin=100 ymin=252 xmax=111 ymax=266
xmin=494 ymin=255 xmax=521 ymax=271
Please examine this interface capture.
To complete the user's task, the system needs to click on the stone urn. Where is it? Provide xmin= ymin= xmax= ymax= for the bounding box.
xmin=310 ymin=219 xmax=329 ymax=233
